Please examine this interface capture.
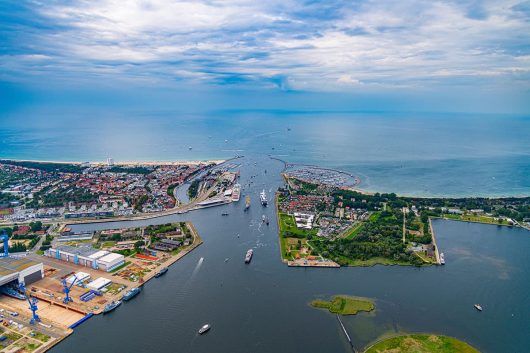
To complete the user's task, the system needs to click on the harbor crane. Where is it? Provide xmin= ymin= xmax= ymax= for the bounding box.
xmin=0 ymin=229 xmax=9 ymax=258
xmin=19 ymin=283 xmax=40 ymax=325
xmin=62 ymin=275 xmax=78 ymax=304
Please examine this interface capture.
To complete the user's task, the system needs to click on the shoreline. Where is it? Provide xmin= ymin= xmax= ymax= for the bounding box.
xmin=0 ymin=158 xmax=227 ymax=167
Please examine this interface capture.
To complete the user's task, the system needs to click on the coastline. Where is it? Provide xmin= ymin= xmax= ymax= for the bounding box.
xmin=0 ymin=158 xmax=227 ymax=166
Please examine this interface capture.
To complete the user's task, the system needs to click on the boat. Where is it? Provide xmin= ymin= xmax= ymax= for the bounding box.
xmin=232 ymin=184 xmax=241 ymax=201
xmin=122 ymin=287 xmax=141 ymax=301
xmin=474 ymin=304 xmax=483 ymax=311
xmin=198 ymin=324 xmax=211 ymax=334
xmin=245 ymin=249 xmax=253 ymax=264
xmin=222 ymin=212 xmax=229 ymax=216
xmin=103 ymin=300 xmax=121 ymax=314
xmin=155 ymin=267 xmax=168 ymax=278
xmin=260 ymin=190 xmax=268 ymax=206
xmin=262 ymin=215 xmax=266 ymax=222
xmin=0 ymin=285 xmax=26 ymax=300
xmin=266 ymin=217 xmax=270 ymax=226
xmin=440 ymin=252 xmax=445 ymax=265
xmin=244 ymin=195 xmax=251 ymax=211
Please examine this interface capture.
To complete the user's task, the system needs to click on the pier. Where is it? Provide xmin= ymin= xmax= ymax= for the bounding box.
xmin=336 ymin=314 xmax=356 ymax=352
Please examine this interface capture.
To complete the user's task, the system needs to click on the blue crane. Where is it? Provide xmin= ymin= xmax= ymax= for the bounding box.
xmin=19 ymin=283 xmax=40 ymax=325
xmin=62 ymin=275 xmax=78 ymax=304
xmin=0 ymin=229 xmax=9 ymax=258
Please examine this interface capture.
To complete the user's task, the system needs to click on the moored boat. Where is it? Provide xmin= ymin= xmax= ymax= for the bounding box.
xmin=122 ymin=287 xmax=141 ymax=301
xmin=103 ymin=300 xmax=121 ymax=314
xmin=440 ymin=252 xmax=445 ymax=265
xmin=155 ymin=267 xmax=168 ymax=278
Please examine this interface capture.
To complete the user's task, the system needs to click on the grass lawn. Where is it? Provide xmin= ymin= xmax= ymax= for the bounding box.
xmin=344 ymin=223 xmax=364 ymax=240
xmin=311 ymin=295 xmax=375 ymax=315
xmin=31 ymin=331 xmax=50 ymax=343
xmin=100 ymin=241 xmax=116 ymax=248
xmin=364 ymin=334 xmax=480 ymax=353
xmin=443 ymin=214 xmax=509 ymax=225
xmin=341 ymin=256 xmax=415 ymax=267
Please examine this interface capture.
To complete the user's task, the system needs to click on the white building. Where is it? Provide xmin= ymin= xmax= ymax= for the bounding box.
xmin=45 ymin=245 xmax=125 ymax=272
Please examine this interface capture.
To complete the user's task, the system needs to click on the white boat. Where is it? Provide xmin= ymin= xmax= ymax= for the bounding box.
xmin=245 ymin=249 xmax=253 ymax=263
xmin=260 ymin=190 xmax=268 ymax=206
xmin=440 ymin=252 xmax=445 ymax=265
xmin=198 ymin=324 xmax=211 ymax=334
xmin=474 ymin=304 xmax=483 ymax=311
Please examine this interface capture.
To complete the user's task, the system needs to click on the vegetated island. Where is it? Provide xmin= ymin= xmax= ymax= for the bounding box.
xmin=364 ymin=334 xmax=480 ymax=353
xmin=277 ymin=165 xmax=530 ymax=268
xmin=310 ymin=295 xmax=375 ymax=315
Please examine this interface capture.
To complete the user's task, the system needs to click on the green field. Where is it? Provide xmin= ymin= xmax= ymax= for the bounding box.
xmin=311 ymin=295 xmax=374 ymax=315
xmin=442 ymin=214 xmax=509 ymax=225
xmin=364 ymin=334 xmax=480 ymax=353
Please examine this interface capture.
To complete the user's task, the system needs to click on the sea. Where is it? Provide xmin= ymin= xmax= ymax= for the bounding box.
xmin=1 ymin=111 xmax=529 ymax=353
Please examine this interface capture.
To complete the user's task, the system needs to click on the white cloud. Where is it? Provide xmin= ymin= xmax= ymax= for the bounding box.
xmin=1 ymin=0 xmax=529 ymax=91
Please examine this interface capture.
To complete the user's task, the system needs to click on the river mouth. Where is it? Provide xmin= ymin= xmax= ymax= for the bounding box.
xmin=50 ymin=155 xmax=530 ymax=353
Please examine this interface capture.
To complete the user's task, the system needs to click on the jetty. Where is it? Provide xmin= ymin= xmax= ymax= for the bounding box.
xmin=336 ymin=314 xmax=356 ymax=352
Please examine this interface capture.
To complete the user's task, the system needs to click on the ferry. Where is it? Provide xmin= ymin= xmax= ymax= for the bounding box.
xmin=245 ymin=249 xmax=253 ymax=264
xmin=155 ymin=267 xmax=168 ymax=278
xmin=440 ymin=252 xmax=445 ymax=265
xmin=122 ymin=287 xmax=141 ymax=301
xmin=260 ymin=190 xmax=268 ymax=206
xmin=103 ymin=300 xmax=121 ymax=314
xmin=474 ymin=304 xmax=483 ymax=311
xmin=198 ymin=324 xmax=211 ymax=334
xmin=245 ymin=195 xmax=251 ymax=211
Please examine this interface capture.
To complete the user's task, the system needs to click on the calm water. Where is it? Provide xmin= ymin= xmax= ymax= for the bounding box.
xmin=1 ymin=112 xmax=529 ymax=196
xmin=47 ymin=156 xmax=530 ymax=353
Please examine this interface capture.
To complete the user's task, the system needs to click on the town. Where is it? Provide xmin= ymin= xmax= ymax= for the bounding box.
xmin=0 ymin=159 xmax=242 ymax=224
xmin=277 ymin=166 xmax=530 ymax=268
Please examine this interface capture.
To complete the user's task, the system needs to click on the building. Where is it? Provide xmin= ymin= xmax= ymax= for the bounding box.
xmin=45 ymin=245 xmax=125 ymax=272
xmin=0 ymin=257 xmax=44 ymax=287
xmin=151 ymin=239 xmax=182 ymax=251
xmin=107 ymin=158 xmax=114 ymax=166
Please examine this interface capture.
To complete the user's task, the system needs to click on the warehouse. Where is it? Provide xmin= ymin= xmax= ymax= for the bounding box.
xmin=0 ymin=257 xmax=44 ymax=287
xmin=45 ymin=245 xmax=125 ymax=272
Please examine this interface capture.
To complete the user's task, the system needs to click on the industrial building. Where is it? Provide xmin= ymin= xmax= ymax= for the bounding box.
xmin=0 ymin=257 xmax=44 ymax=287
xmin=45 ymin=245 xmax=125 ymax=272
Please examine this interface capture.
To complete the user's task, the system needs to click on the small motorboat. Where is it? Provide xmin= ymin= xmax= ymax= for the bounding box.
xmin=474 ymin=304 xmax=483 ymax=311
xmin=198 ymin=324 xmax=211 ymax=334
xmin=221 ymin=212 xmax=229 ymax=216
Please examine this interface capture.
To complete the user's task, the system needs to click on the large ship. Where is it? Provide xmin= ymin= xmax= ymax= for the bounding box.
xmin=0 ymin=285 xmax=25 ymax=300
xmin=232 ymin=184 xmax=241 ymax=202
xmin=260 ymin=190 xmax=268 ymax=206
xmin=245 ymin=249 xmax=253 ymax=263
xmin=245 ymin=195 xmax=251 ymax=211
xmin=122 ymin=287 xmax=141 ymax=301
xmin=103 ymin=300 xmax=122 ymax=314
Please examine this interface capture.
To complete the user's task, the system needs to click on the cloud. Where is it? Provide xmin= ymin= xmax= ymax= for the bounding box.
xmin=0 ymin=0 xmax=529 ymax=94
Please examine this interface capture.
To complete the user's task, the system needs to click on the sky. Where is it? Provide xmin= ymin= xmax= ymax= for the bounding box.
xmin=1 ymin=0 xmax=530 ymax=115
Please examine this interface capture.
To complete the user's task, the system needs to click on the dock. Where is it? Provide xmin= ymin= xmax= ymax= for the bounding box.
xmin=429 ymin=218 xmax=441 ymax=265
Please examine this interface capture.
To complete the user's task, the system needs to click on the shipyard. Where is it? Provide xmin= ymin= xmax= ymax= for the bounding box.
xmin=0 ymin=220 xmax=202 ymax=352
